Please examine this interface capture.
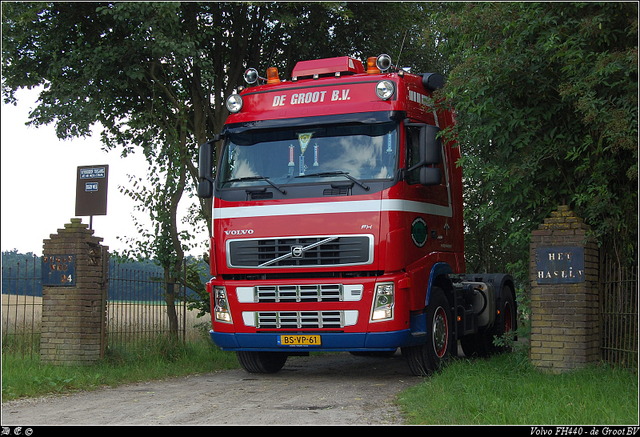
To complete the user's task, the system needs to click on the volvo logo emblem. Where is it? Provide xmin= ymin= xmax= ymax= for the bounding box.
xmin=291 ymin=246 xmax=304 ymax=258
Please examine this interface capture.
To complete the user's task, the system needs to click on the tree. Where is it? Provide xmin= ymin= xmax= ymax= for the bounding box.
xmin=435 ymin=2 xmax=638 ymax=282
xmin=1 ymin=250 xmax=41 ymax=298
xmin=3 ymin=2 xmax=437 ymax=323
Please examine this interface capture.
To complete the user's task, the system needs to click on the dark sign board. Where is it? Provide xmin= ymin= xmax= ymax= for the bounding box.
xmin=75 ymin=165 xmax=108 ymax=216
xmin=536 ymin=246 xmax=585 ymax=284
xmin=42 ymin=255 xmax=76 ymax=286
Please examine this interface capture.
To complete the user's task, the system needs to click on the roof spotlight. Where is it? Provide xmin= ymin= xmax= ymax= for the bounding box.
xmin=244 ymin=68 xmax=259 ymax=84
xmin=376 ymin=54 xmax=393 ymax=72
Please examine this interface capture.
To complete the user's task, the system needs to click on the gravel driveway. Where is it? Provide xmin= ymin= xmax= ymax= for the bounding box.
xmin=2 ymin=351 xmax=423 ymax=426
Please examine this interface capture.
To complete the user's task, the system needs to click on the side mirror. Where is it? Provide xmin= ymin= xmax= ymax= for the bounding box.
xmin=197 ymin=140 xmax=215 ymax=199
xmin=405 ymin=123 xmax=443 ymax=186
xmin=421 ymin=73 xmax=444 ymax=92
xmin=420 ymin=167 xmax=442 ymax=186
xmin=420 ymin=124 xmax=441 ymax=166
xmin=197 ymin=180 xmax=213 ymax=198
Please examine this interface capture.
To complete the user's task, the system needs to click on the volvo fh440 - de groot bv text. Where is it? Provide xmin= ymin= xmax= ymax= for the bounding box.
xmin=198 ymin=54 xmax=516 ymax=376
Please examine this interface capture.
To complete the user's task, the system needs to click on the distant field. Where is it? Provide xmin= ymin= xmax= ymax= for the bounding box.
xmin=107 ymin=300 xmax=205 ymax=342
xmin=1 ymin=294 xmax=206 ymax=340
xmin=1 ymin=294 xmax=42 ymax=332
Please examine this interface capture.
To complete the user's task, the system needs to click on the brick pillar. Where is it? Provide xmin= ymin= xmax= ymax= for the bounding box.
xmin=40 ymin=218 xmax=108 ymax=366
xmin=529 ymin=205 xmax=600 ymax=373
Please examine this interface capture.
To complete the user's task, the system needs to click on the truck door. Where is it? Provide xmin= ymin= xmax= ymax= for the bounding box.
xmin=402 ymin=123 xmax=453 ymax=262
xmin=404 ymin=124 xmax=451 ymax=214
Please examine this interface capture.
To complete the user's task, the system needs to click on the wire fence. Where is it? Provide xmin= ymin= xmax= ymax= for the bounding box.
xmin=2 ymin=254 xmax=206 ymax=359
xmin=107 ymin=260 xmax=188 ymax=350
xmin=600 ymin=252 xmax=638 ymax=371
xmin=1 ymin=254 xmax=41 ymax=359
xmin=2 ymin=251 xmax=638 ymax=370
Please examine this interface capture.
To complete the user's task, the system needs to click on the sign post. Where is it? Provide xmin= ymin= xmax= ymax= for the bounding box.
xmin=75 ymin=165 xmax=109 ymax=228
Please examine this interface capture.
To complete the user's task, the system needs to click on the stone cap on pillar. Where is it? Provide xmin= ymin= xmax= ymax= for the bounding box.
xmin=536 ymin=205 xmax=590 ymax=232
xmin=42 ymin=218 xmax=105 ymax=252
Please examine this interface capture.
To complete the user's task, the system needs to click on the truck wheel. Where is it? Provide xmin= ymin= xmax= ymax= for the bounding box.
xmin=236 ymin=351 xmax=288 ymax=373
xmin=491 ymin=285 xmax=516 ymax=353
xmin=460 ymin=330 xmax=492 ymax=357
xmin=402 ymin=287 xmax=454 ymax=376
xmin=461 ymin=285 xmax=516 ymax=357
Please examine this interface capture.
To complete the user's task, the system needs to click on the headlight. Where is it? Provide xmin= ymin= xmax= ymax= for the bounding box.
xmin=225 ymin=93 xmax=243 ymax=113
xmin=371 ymin=282 xmax=394 ymax=321
xmin=375 ymin=80 xmax=396 ymax=100
xmin=214 ymin=286 xmax=233 ymax=323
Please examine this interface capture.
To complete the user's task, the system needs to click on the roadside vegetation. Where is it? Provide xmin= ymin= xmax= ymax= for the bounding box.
xmin=3 ymin=336 xmax=637 ymax=425
xmin=1 ymin=337 xmax=239 ymax=402
xmin=397 ymin=347 xmax=638 ymax=425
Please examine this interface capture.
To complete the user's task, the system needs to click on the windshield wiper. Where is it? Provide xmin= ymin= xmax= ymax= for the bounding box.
xmin=295 ymin=171 xmax=370 ymax=191
xmin=225 ymin=176 xmax=287 ymax=195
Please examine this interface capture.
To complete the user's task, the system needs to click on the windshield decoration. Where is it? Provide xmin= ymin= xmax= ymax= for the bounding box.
xmin=298 ymin=132 xmax=313 ymax=154
xmin=298 ymin=132 xmax=313 ymax=176
xmin=386 ymin=132 xmax=394 ymax=154
xmin=288 ymin=144 xmax=295 ymax=177
xmin=299 ymin=155 xmax=306 ymax=176
xmin=218 ymin=121 xmax=398 ymax=190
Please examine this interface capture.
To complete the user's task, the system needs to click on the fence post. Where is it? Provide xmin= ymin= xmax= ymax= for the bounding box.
xmin=40 ymin=218 xmax=109 ymax=365
xmin=529 ymin=205 xmax=600 ymax=373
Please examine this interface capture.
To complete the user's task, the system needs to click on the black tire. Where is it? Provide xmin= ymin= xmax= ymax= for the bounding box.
xmin=460 ymin=285 xmax=516 ymax=357
xmin=491 ymin=285 xmax=516 ymax=353
xmin=460 ymin=330 xmax=492 ymax=357
xmin=402 ymin=287 xmax=454 ymax=376
xmin=236 ymin=351 xmax=288 ymax=373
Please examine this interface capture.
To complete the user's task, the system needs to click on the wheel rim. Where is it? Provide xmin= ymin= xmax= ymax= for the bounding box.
xmin=504 ymin=301 xmax=513 ymax=333
xmin=432 ymin=306 xmax=449 ymax=358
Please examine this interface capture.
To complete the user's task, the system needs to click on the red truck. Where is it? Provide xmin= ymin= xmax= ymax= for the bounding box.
xmin=198 ymin=54 xmax=516 ymax=376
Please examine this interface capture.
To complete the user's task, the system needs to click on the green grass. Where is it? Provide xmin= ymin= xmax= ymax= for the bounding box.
xmin=2 ymin=337 xmax=239 ymax=401
xmin=396 ymin=350 xmax=638 ymax=425
xmin=3 ymin=338 xmax=638 ymax=426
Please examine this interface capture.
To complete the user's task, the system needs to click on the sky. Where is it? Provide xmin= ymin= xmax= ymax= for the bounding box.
xmin=1 ymin=87 xmax=208 ymax=257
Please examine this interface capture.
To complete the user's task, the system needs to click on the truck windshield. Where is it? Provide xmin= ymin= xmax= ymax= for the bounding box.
xmin=217 ymin=122 xmax=397 ymax=189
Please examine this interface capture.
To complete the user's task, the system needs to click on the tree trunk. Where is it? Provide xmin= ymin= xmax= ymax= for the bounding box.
xmin=164 ymin=270 xmax=180 ymax=341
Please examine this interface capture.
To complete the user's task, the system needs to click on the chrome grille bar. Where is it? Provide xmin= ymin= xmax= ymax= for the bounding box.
xmin=255 ymin=284 xmax=342 ymax=302
xmin=256 ymin=311 xmax=344 ymax=329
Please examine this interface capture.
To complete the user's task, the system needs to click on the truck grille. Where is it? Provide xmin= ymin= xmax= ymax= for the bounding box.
xmin=246 ymin=310 xmax=359 ymax=329
xmin=227 ymin=235 xmax=373 ymax=268
xmin=236 ymin=284 xmax=363 ymax=303
xmin=257 ymin=284 xmax=341 ymax=302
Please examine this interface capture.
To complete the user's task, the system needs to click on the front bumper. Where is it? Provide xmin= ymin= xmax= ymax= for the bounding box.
xmin=210 ymin=328 xmax=411 ymax=352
